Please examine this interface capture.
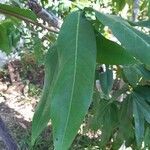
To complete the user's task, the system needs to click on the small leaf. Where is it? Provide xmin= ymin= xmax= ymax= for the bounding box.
xmin=0 ymin=24 xmax=10 ymax=53
xmin=89 ymin=98 xmax=109 ymax=131
xmin=89 ymin=97 xmax=118 ymax=147
xmin=144 ymin=127 xmax=150 ymax=147
xmin=0 ymin=4 xmax=37 ymax=21
xmin=31 ymin=45 xmax=58 ymax=145
xmin=51 ymin=11 xmax=96 ymax=150
xmin=118 ymin=96 xmax=134 ymax=143
xmin=100 ymin=103 xmax=118 ymax=147
xmin=0 ymin=19 xmax=19 ymax=53
xmin=112 ymin=0 xmax=126 ymax=11
xmin=99 ymin=67 xmax=113 ymax=96
xmin=123 ymin=65 xmax=141 ymax=87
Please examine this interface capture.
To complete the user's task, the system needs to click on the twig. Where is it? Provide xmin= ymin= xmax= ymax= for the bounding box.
xmin=0 ymin=8 xmax=59 ymax=34
xmin=28 ymin=0 xmax=62 ymax=29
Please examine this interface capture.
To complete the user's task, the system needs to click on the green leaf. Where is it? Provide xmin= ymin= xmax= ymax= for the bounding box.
xmin=100 ymin=103 xmax=118 ymax=147
xmin=89 ymin=99 xmax=118 ymax=147
xmin=134 ymin=86 xmax=150 ymax=102
xmin=130 ymin=20 xmax=150 ymax=28
xmin=144 ymin=127 xmax=150 ymax=147
xmin=133 ymin=99 xmax=145 ymax=147
xmin=123 ymin=64 xmax=150 ymax=85
xmin=31 ymin=45 xmax=58 ymax=145
xmin=33 ymin=37 xmax=43 ymax=64
xmin=131 ymin=28 xmax=150 ymax=45
xmin=96 ymin=33 xmax=136 ymax=65
xmin=118 ymin=96 xmax=134 ymax=144
xmin=51 ymin=11 xmax=96 ymax=150
xmin=0 ymin=4 xmax=37 ymax=21
xmin=89 ymin=98 xmax=109 ymax=131
xmin=123 ymin=65 xmax=142 ymax=87
xmin=0 ymin=24 xmax=10 ymax=53
xmin=0 ymin=19 xmax=19 ymax=53
xmin=95 ymin=11 xmax=150 ymax=65
xmin=112 ymin=0 xmax=126 ymax=11
xmin=137 ymin=65 xmax=150 ymax=80
xmin=132 ymin=91 xmax=150 ymax=150
xmin=133 ymin=93 xmax=150 ymax=123
xmin=99 ymin=67 xmax=113 ymax=96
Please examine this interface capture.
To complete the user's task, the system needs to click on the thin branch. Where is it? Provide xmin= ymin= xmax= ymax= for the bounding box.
xmin=28 ymin=0 xmax=62 ymax=29
xmin=0 ymin=8 xmax=59 ymax=33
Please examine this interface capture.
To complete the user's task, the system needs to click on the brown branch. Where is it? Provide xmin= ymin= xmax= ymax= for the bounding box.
xmin=28 ymin=0 xmax=62 ymax=29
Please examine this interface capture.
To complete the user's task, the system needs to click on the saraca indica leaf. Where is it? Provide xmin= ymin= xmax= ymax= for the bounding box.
xmin=50 ymin=11 xmax=96 ymax=150
xmin=32 ymin=45 xmax=58 ymax=145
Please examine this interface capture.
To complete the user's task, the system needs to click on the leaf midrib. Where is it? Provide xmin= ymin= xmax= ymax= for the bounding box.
xmin=60 ymin=11 xmax=80 ymax=147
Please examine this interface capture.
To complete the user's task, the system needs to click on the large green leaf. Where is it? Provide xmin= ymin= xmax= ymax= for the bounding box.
xmin=95 ymin=11 xmax=150 ymax=65
xmin=50 ymin=11 xmax=96 ymax=150
xmin=96 ymin=33 xmax=136 ymax=65
xmin=0 ymin=4 xmax=37 ymax=21
xmin=31 ymin=46 xmax=58 ymax=145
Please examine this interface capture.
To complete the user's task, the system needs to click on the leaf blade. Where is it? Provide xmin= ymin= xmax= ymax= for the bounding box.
xmin=95 ymin=11 xmax=150 ymax=65
xmin=96 ymin=33 xmax=136 ymax=65
xmin=31 ymin=46 xmax=58 ymax=145
xmin=133 ymin=99 xmax=145 ymax=147
xmin=51 ymin=11 xmax=96 ymax=150
xmin=0 ymin=4 xmax=37 ymax=21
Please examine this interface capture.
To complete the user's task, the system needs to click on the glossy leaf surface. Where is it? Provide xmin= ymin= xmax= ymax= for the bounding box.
xmin=51 ymin=11 xmax=96 ymax=150
xmin=96 ymin=33 xmax=136 ymax=65
xmin=95 ymin=11 xmax=150 ymax=65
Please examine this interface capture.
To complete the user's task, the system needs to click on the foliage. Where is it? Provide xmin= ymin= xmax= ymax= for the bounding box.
xmin=0 ymin=0 xmax=150 ymax=149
